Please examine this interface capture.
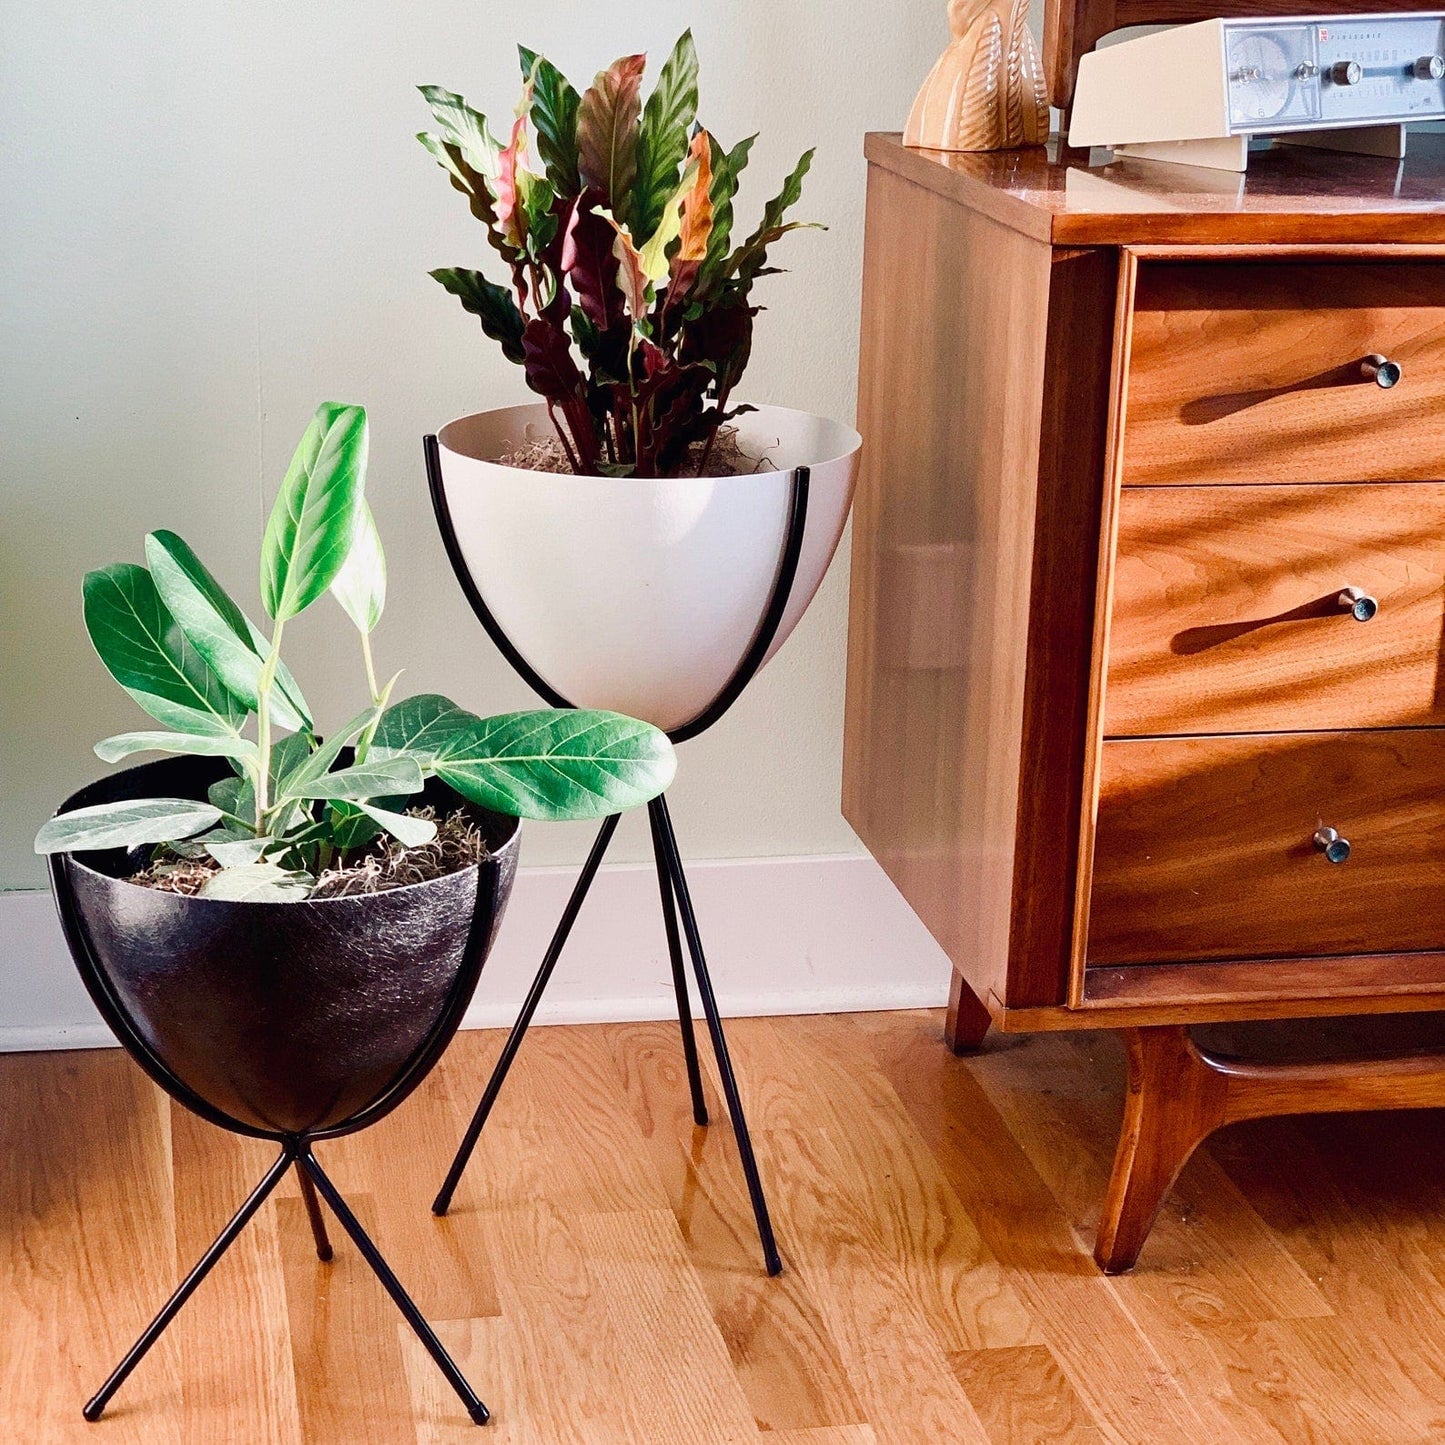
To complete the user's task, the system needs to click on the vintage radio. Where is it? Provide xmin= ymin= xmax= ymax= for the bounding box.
xmin=1068 ymin=11 xmax=1445 ymax=168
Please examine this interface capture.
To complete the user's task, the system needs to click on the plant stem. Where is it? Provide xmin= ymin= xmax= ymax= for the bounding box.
xmin=361 ymin=629 xmax=379 ymax=704
xmin=354 ymin=630 xmax=384 ymax=766
xmin=254 ymin=616 xmax=286 ymax=831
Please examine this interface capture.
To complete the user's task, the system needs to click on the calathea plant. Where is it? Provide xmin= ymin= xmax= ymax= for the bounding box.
xmin=418 ymin=30 xmax=819 ymax=478
xmin=34 ymin=402 xmax=675 ymax=897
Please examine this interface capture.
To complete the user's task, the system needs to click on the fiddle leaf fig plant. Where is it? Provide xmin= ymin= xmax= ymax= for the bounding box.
xmin=35 ymin=402 xmax=677 ymax=897
xmin=419 ymin=30 xmax=820 ymax=478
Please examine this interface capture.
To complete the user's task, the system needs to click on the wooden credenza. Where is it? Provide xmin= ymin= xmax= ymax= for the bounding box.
xmin=844 ymin=132 xmax=1445 ymax=1270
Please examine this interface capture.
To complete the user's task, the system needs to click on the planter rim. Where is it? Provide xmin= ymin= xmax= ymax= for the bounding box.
xmin=436 ymin=401 xmax=862 ymax=480
xmin=53 ymin=765 xmax=522 ymax=907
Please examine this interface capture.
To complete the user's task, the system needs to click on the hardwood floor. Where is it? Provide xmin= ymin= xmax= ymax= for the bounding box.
xmin=6 ymin=1010 xmax=1445 ymax=1442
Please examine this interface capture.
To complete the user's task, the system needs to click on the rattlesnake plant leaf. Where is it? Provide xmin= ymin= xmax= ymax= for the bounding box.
xmin=632 ymin=31 xmax=699 ymax=242
xmin=637 ymin=161 xmax=697 ymax=284
xmin=418 ymin=86 xmax=502 ymax=180
xmin=83 ymin=563 xmax=248 ymax=739
xmin=519 ymin=46 xmax=581 ymax=195
xmin=698 ymin=133 xmax=754 ymax=295
xmin=577 ymin=53 xmax=645 ymax=223
xmin=261 ymin=403 xmax=369 ymax=622
xmin=329 ymin=500 xmax=386 ymax=635
xmin=727 ymin=148 xmax=822 ymax=295
xmin=145 ymin=530 xmax=310 ymax=732
xmin=430 ymin=269 xmax=527 ymax=363
xmin=34 ymin=798 xmax=223 ymax=855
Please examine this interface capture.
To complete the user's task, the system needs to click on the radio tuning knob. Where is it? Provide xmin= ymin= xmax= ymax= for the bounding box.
xmin=1415 ymin=54 xmax=1445 ymax=80
xmin=1331 ymin=59 xmax=1364 ymax=85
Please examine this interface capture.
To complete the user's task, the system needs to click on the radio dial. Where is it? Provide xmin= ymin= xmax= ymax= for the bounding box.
xmin=1415 ymin=54 xmax=1445 ymax=80
xmin=1330 ymin=59 xmax=1364 ymax=85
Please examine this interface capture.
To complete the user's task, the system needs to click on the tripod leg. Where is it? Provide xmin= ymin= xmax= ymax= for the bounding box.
xmin=295 ymin=1160 xmax=333 ymax=1261
xmin=433 ymin=812 xmax=620 ymax=1216
xmin=648 ymin=799 xmax=709 ymax=1127
xmin=302 ymin=1152 xmax=489 ymax=1426
xmin=83 ymin=1147 xmax=294 ymax=1422
xmin=652 ymin=796 xmax=783 ymax=1277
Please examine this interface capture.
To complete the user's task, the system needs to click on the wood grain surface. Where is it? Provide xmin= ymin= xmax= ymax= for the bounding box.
xmin=1106 ymin=482 xmax=1445 ymax=736
xmin=843 ymin=156 xmax=1113 ymax=1037
xmin=864 ymin=132 xmax=1445 ymax=248
xmin=1089 ymin=728 xmax=1445 ymax=966
xmin=1123 ymin=261 xmax=1445 ymax=487
xmin=14 ymin=1013 xmax=1445 ymax=1442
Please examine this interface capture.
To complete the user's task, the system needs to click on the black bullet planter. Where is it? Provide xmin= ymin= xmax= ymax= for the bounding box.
xmin=48 ymin=753 xmax=519 ymax=1426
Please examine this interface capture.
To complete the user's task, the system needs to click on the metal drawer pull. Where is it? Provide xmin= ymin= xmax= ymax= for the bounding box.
xmin=1361 ymin=354 xmax=1402 ymax=388
xmin=1314 ymin=826 xmax=1352 ymax=864
xmin=1338 ymin=586 xmax=1378 ymax=621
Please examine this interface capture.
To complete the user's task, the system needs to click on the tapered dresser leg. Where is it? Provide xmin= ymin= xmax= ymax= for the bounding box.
xmin=1094 ymin=1027 xmax=1228 ymax=1274
xmin=944 ymin=970 xmax=992 ymax=1054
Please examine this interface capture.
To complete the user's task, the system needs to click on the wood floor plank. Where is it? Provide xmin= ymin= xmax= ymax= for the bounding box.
xmin=949 ymin=1344 xmax=1109 ymax=1444
xmin=947 ymin=1025 xmax=1333 ymax=1443
xmin=11 ymin=1012 xmax=1445 ymax=1442
xmin=1 ymin=1051 xmax=186 ymax=1445
xmin=606 ymin=1018 xmax=866 ymax=1434
xmin=307 ymin=1068 xmax=503 ymax=1322
xmin=433 ymin=1026 xmax=670 ymax=1220
xmin=278 ymin=1191 xmax=414 ymax=1445
xmin=168 ymin=1110 xmax=301 ymax=1442
xmin=744 ymin=1014 xmax=1038 ymax=1354
xmin=857 ymin=1011 xmax=1213 ymax=1443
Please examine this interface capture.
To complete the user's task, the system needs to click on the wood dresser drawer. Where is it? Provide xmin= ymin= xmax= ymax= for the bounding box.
xmin=1105 ymin=483 xmax=1445 ymax=736
xmin=1087 ymin=729 xmax=1445 ymax=966
xmin=1123 ymin=261 xmax=1445 ymax=486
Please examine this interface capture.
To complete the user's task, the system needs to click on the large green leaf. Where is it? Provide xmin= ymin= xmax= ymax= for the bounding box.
xmin=94 ymin=730 xmax=259 ymax=768
xmin=145 ymin=531 xmax=310 ymax=732
xmin=209 ymin=772 xmax=255 ymax=823
xmin=430 ymin=269 xmax=526 ymax=364
xmin=260 ymin=403 xmax=369 ymax=622
xmin=287 ymin=756 xmax=424 ymax=802
xmin=329 ymin=500 xmax=386 ymax=635
xmin=380 ymin=704 xmax=675 ymax=822
xmin=519 ymin=46 xmax=581 ymax=195
xmin=205 ymin=835 xmax=272 ymax=867
xmin=198 ymin=862 xmax=313 ymax=901
xmin=632 ymin=31 xmax=699 ymax=241
xmin=371 ymin=693 xmax=472 ymax=760
xmin=275 ymin=704 xmax=384 ymax=802
xmin=354 ymin=800 xmax=437 ymax=848
xmin=83 ymin=564 xmax=248 ymax=738
xmin=34 ymin=798 xmax=223 ymax=855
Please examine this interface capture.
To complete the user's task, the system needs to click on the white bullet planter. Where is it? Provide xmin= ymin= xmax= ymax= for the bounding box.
xmin=433 ymin=402 xmax=862 ymax=733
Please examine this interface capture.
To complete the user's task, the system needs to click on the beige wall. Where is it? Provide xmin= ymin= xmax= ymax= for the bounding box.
xmin=1 ymin=0 xmax=953 ymax=886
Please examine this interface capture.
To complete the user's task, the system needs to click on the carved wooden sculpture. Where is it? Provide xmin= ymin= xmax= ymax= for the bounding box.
xmin=905 ymin=0 xmax=1049 ymax=152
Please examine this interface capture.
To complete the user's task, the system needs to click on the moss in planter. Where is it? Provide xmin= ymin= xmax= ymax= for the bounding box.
xmin=496 ymin=423 xmax=768 ymax=478
xmin=132 ymin=808 xmax=491 ymax=899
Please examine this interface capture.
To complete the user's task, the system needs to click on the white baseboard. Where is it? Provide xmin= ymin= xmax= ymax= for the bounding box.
xmin=0 ymin=853 xmax=951 ymax=1053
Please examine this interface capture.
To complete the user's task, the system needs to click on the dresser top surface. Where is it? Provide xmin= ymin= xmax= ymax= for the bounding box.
xmin=865 ymin=131 xmax=1445 ymax=246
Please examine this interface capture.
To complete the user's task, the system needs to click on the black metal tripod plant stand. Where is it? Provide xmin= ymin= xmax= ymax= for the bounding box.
xmin=426 ymin=433 xmax=812 ymax=1277
xmin=48 ymin=754 xmax=521 ymax=1425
